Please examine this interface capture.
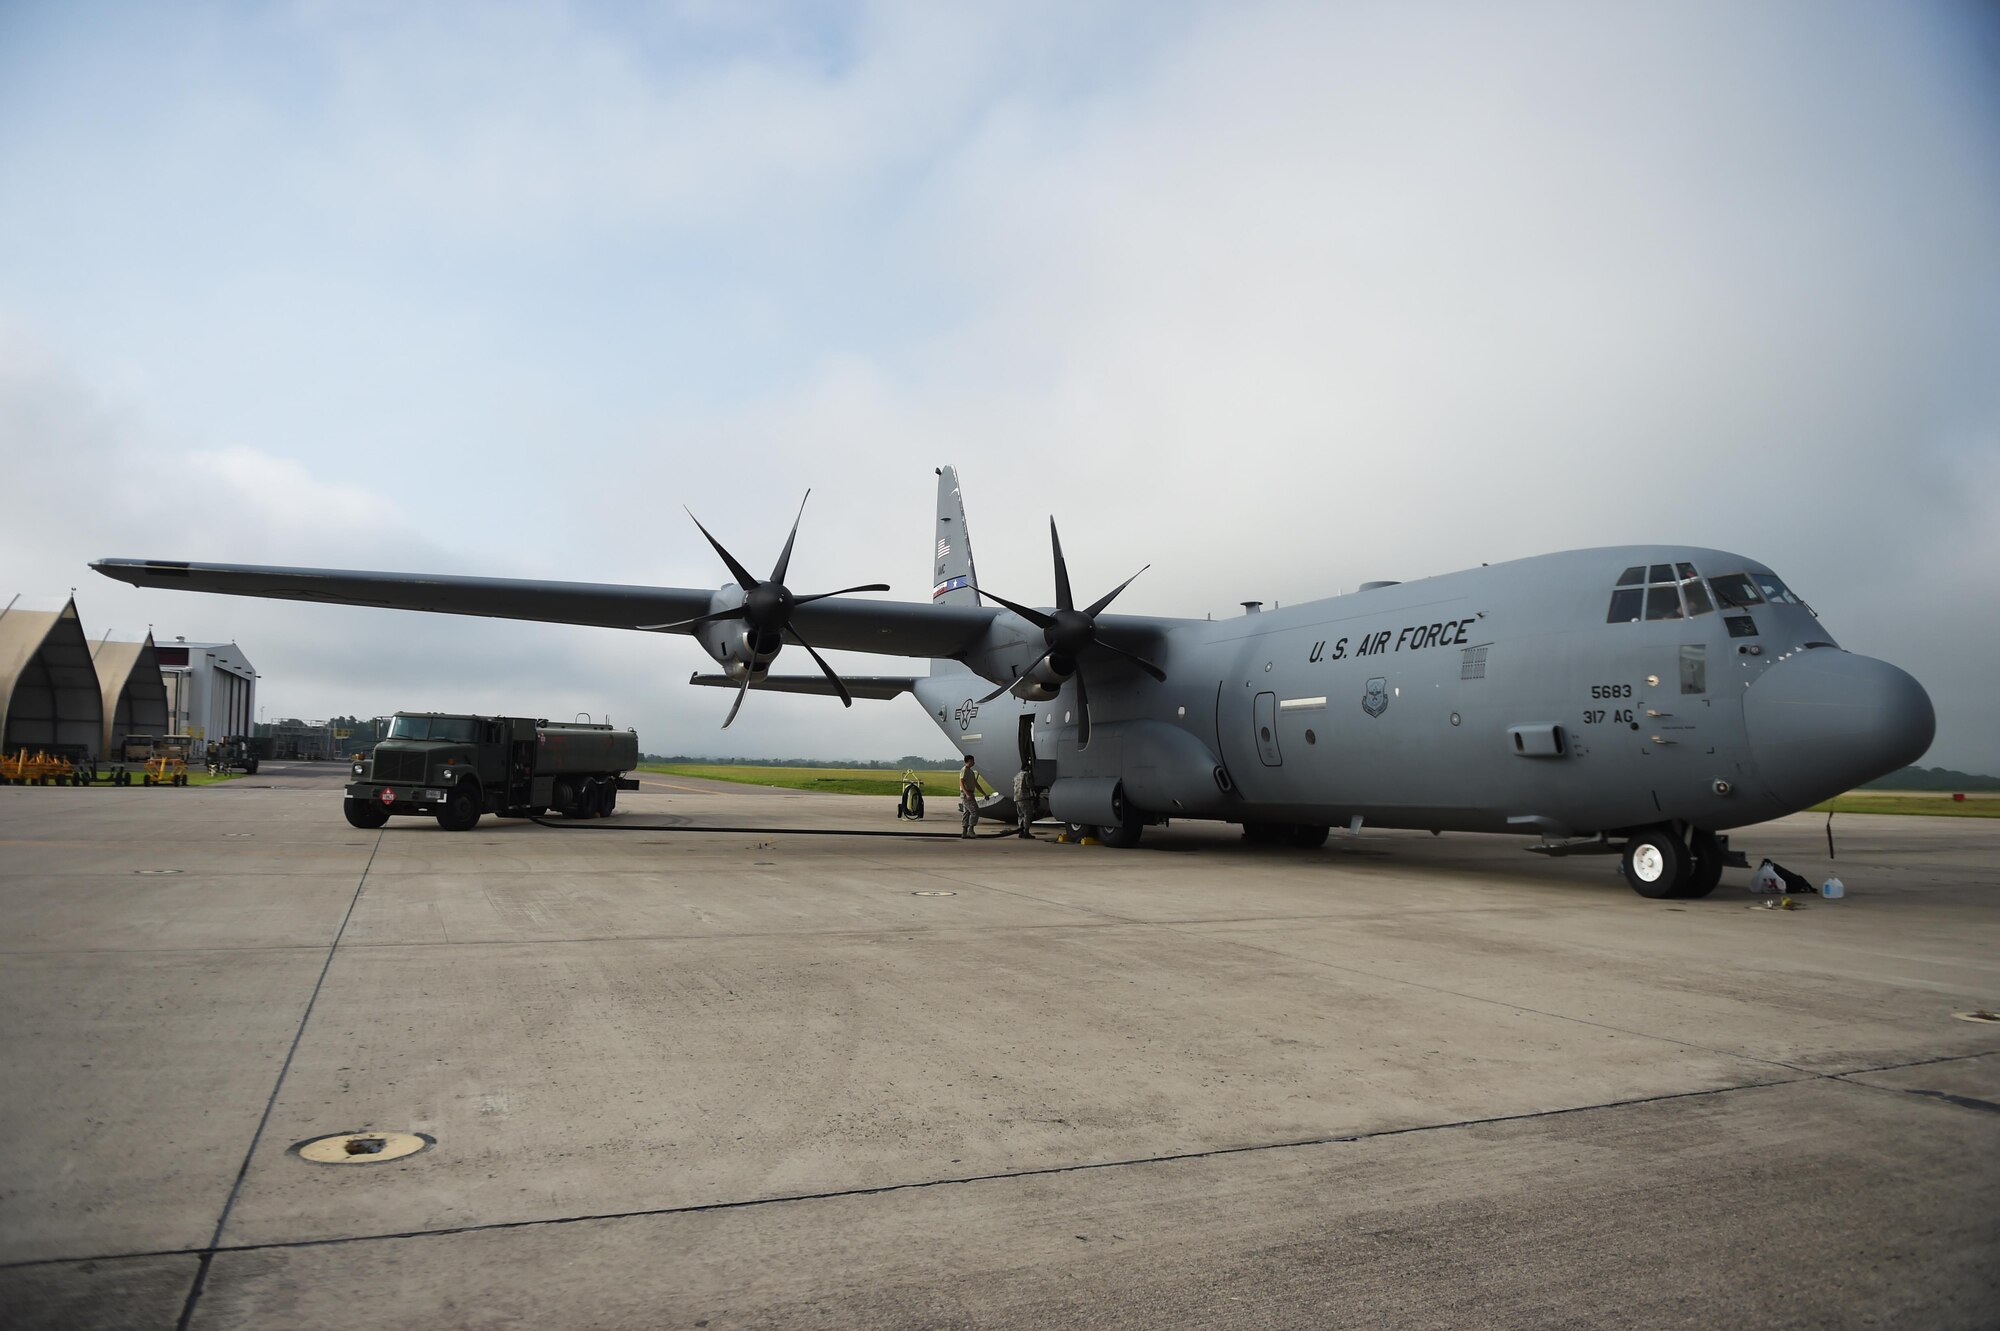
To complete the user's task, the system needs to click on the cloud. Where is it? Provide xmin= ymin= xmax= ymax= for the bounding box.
xmin=1 ymin=0 xmax=1994 ymax=767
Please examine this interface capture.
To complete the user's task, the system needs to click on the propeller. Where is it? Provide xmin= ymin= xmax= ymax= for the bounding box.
xmin=975 ymin=518 xmax=1165 ymax=748
xmin=640 ymin=491 xmax=888 ymax=727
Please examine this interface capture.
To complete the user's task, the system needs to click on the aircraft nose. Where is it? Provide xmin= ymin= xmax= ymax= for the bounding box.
xmin=1742 ymin=650 xmax=1935 ymax=809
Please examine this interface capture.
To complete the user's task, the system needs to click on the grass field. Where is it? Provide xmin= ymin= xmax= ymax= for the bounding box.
xmin=645 ymin=765 xmax=1999 ymax=818
xmin=642 ymin=764 xmax=976 ymax=798
xmin=1811 ymin=792 xmax=1999 ymax=818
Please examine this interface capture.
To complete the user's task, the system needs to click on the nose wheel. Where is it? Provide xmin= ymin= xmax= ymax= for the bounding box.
xmin=1620 ymin=825 xmax=1727 ymax=898
xmin=1621 ymin=826 xmax=1690 ymax=899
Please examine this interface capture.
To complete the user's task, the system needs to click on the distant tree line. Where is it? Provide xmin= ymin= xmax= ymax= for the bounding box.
xmin=1861 ymin=765 xmax=2000 ymax=791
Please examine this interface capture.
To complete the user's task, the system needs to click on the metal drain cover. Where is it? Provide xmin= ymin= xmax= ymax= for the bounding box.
xmin=1953 ymin=1011 xmax=2000 ymax=1024
xmin=293 ymin=1131 xmax=434 ymax=1164
xmin=134 ymin=869 xmax=183 ymax=876
xmin=911 ymin=890 xmax=956 ymax=897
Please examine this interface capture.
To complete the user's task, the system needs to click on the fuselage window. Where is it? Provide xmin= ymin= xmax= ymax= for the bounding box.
xmin=1682 ymin=579 xmax=1714 ymax=617
xmin=1679 ymin=643 xmax=1707 ymax=694
xmin=1616 ymin=566 xmax=1646 ymax=587
xmin=1607 ymin=588 xmax=1644 ymax=623
xmin=1644 ymin=584 xmax=1684 ymax=620
xmin=1647 ymin=564 xmax=1675 ymax=584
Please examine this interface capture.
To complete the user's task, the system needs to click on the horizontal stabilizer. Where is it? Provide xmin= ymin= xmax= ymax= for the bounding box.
xmin=688 ymin=673 xmax=916 ymax=701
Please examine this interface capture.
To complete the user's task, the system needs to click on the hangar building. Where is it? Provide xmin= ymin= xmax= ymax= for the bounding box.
xmin=0 ymin=598 xmax=103 ymax=759
xmin=155 ymin=639 xmax=257 ymax=759
xmin=1 ymin=597 xmax=257 ymax=762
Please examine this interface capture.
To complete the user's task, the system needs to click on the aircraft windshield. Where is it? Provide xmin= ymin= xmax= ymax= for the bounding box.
xmin=1708 ymin=573 xmax=1764 ymax=609
xmin=1607 ymin=563 xmax=1714 ymax=624
xmin=388 ymin=716 xmax=477 ymax=741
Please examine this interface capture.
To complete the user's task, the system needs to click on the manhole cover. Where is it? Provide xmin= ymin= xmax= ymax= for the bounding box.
xmin=293 ymin=1131 xmax=434 ymax=1164
xmin=134 ymin=869 xmax=183 ymax=876
xmin=222 ymin=833 xmax=254 ymax=838
xmin=911 ymin=890 xmax=956 ymax=897
xmin=1953 ymin=1011 xmax=2000 ymax=1024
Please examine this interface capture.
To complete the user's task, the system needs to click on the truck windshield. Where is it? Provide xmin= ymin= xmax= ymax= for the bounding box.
xmin=388 ymin=716 xmax=477 ymax=741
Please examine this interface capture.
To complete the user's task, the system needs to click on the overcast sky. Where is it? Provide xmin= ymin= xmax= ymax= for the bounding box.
xmin=2 ymin=0 xmax=1996 ymax=769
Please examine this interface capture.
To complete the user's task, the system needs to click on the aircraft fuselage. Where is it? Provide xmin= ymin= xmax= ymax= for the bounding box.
xmin=932 ymin=545 xmax=1932 ymax=842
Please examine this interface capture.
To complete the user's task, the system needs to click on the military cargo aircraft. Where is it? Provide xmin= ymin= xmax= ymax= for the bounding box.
xmin=92 ymin=465 xmax=1933 ymax=898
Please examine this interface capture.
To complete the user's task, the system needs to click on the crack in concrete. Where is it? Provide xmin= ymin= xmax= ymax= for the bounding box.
xmin=172 ymin=829 xmax=384 ymax=1331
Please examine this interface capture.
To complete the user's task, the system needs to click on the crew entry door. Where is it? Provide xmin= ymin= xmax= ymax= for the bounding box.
xmin=1254 ymin=691 xmax=1282 ymax=767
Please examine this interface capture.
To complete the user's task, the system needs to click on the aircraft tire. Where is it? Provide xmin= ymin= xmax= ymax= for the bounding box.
xmin=1621 ymin=826 xmax=1689 ymax=899
xmin=1099 ymin=804 xmax=1145 ymax=849
xmin=1679 ymin=831 xmax=1725 ymax=898
xmin=1288 ymin=824 xmax=1331 ymax=848
xmin=344 ymin=798 xmax=390 ymax=830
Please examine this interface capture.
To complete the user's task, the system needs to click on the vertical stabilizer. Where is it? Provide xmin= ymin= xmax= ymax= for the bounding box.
xmin=931 ymin=466 xmax=981 ymax=608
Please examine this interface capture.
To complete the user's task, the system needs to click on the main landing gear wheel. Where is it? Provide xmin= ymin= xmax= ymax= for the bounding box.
xmin=1681 ymin=830 xmax=1725 ymax=899
xmin=1621 ymin=825 xmax=1690 ymax=899
xmin=344 ymin=798 xmax=390 ymax=830
xmin=1098 ymin=799 xmax=1145 ymax=849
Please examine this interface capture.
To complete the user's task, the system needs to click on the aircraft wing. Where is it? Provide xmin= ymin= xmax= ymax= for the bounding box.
xmin=690 ymin=672 xmax=916 ymax=700
xmin=89 ymin=558 xmax=1003 ymax=659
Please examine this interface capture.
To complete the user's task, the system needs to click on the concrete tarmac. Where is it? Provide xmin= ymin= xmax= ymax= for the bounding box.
xmin=1 ymin=764 xmax=1994 ymax=1328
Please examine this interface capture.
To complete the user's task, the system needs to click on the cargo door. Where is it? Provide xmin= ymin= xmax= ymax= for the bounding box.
xmin=1254 ymin=691 xmax=1282 ymax=767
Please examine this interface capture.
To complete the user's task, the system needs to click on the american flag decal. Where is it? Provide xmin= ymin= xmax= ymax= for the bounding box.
xmin=937 ymin=538 xmax=952 ymax=558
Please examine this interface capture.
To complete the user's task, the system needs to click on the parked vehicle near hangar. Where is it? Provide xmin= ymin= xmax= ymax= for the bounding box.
xmin=343 ymin=713 xmax=639 ymax=831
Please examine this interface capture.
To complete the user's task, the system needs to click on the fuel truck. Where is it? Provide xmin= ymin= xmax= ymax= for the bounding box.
xmin=344 ymin=713 xmax=639 ymax=831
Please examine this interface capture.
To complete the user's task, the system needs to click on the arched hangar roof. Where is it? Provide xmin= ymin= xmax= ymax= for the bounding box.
xmin=0 ymin=597 xmax=104 ymax=758
xmin=93 ymin=633 xmax=170 ymax=756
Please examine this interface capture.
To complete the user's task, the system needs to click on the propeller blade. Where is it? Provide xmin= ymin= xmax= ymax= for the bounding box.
xmin=721 ymin=676 xmax=751 ymax=729
xmin=978 ymin=647 xmax=1054 ymax=704
xmin=1084 ymin=564 xmax=1151 ymax=619
xmin=974 ymin=588 xmax=1055 ymax=629
xmin=789 ymin=582 xmax=891 ymax=607
xmin=637 ymin=604 xmax=749 ymax=633
xmin=785 ymin=625 xmax=854 ymax=708
xmin=770 ymin=490 xmax=810 ymax=585
xmin=1050 ymin=518 xmax=1075 ymax=612
xmin=1074 ymin=669 xmax=1092 ymax=750
xmin=1091 ymin=637 xmax=1167 ymax=683
xmin=685 ymin=508 xmax=760 ymax=590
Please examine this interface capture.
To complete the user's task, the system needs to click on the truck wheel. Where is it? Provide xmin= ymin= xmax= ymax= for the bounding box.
xmin=344 ymin=798 xmax=390 ymax=829
xmin=437 ymin=785 xmax=482 ymax=832
xmin=1622 ymin=826 xmax=1689 ymax=899
xmin=245 ymin=758 xmax=259 ymax=775
xmin=598 ymin=782 xmax=617 ymax=817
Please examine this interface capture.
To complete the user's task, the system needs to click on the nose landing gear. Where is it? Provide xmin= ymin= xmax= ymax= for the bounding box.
xmin=1621 ymin=825 xmax=1725 ymax=899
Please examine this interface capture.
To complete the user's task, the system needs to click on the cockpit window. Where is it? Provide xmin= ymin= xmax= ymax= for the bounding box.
xmin=1708 ymin=573 xmax=1764 ymax=609
xmin=1752 ymin=573 xmax=1804 ymax=607
xmin=1607 ymin=562 xmax=1709 ymax=622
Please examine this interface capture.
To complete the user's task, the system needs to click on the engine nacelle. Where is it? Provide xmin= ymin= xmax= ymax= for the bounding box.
xmin=693 ymin=587 xmax=782 ymax=682
xmin=1008 ymin=654 xmax=1073 ymax=701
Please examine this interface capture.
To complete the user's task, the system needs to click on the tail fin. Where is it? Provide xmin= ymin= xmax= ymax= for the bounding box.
xmin=931 ymin=465 xmax=981 ymax=608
